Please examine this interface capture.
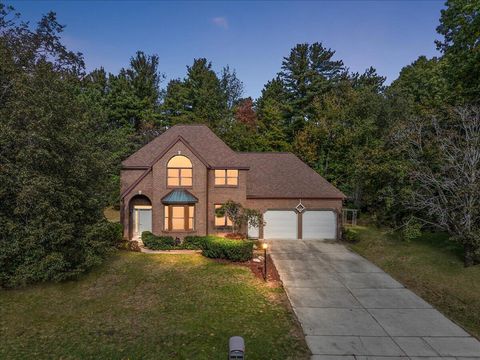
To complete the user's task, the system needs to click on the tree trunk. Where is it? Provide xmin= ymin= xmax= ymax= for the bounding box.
xmin=463 ymin=244 xmax=480 ymax=267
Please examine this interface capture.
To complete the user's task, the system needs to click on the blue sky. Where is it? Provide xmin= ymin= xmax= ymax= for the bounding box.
xmin=12 ymin=1 xmax=445 ymax=98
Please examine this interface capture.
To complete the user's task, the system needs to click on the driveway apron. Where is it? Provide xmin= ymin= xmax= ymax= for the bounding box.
xmin=269 ymin=240 xmax=480 ymax=360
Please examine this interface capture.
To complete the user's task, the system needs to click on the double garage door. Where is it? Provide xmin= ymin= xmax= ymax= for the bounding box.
xmin=256 ymin=210 xmax=337 ymax=240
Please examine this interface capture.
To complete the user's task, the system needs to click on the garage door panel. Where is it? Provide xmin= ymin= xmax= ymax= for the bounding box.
xmin=263 ymin=210 xmax=297 ymax=240
xmin=303 ymin=211 xmax=337 ymax=240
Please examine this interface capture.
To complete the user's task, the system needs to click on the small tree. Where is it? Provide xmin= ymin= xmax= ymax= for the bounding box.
xmin=399 ymin=106 xmax=480 ymax=266
xmin=243 ymin=208 xmax=264 ymax=232
xmin=215 ymin=200 xmax=244 ymax=233
xmin=215 ymin=200 xmax=264 ymax=236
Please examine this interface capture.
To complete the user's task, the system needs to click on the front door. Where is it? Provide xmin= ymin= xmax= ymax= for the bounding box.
xmin=133 ymin=206 xmax=152 ymax=239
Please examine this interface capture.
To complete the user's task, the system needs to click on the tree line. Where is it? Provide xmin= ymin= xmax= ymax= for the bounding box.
xmin=1 ymin=0 xmax=478 ymax=286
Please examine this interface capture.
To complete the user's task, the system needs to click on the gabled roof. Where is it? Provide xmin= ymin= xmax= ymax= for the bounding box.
xmin=121 ymin=124 xmax=345 ymax=200
xmin=239 ymin=152 xmax=346 ymax=199
xmin=122 ymin=124 xmax=248 ymax=168
xmin=162 ymin=189 xmax=198 ymax=204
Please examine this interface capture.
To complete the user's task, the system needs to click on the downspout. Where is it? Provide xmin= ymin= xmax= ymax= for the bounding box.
xmin=205 ymin=168 xmax=209 ymax=236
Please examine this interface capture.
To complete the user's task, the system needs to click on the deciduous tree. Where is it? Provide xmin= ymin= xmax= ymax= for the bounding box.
xmin=398 ymin=106 xmax=480 ymax=266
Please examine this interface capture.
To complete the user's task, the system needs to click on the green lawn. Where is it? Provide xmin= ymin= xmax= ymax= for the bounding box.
xmin=0 ymin=252 xmax=309 ymax=359
xmin=349 ymin=226 xmax=480 ymax=339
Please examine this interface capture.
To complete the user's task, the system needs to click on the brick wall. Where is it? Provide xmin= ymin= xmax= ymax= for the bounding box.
xmin=121 ymin=139 xmax=343 ymax=240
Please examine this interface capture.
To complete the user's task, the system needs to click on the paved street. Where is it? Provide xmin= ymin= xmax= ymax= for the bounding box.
xmin=269 ymin=240 xmax=480 ymax=360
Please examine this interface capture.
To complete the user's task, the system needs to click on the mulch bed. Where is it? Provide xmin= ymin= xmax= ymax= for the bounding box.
xmin=242 ymin=252 xmax=281 ymax=282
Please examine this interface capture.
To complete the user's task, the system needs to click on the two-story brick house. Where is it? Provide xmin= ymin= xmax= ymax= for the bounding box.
xmin=120 ymin=124 xmax=345 ymax=241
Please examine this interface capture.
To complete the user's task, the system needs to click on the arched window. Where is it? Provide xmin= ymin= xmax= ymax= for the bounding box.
xmin=167 ymin=155 xmax=192 ymax=187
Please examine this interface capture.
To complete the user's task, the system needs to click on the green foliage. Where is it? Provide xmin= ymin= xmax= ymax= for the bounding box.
xmin=436 ymin=0 xmax=480 ymax=102
xmin=342 ymin=227 xmax=360 ymax=243
xmin=402 ymin=220 xmax=423 ymax=242
xmin=0 ymin=7 xmax=115 ymax=288
xmin=279 ymin=42 xmax=345 ymax=136
xmin=141 ymin=233 xmax=253 ymax=261
xmin=86 ymin=221 xmax=123 ymax=248
xmin=243 ymin=208 xmax=264 ymax=230
xmin=161 ymin=58 xmax=228 ymax=130
xmin=182 ymin=235 xmax=210 ymax=250
xmin=141 ymin=232 xmax=175 ymax=250
xmin=389 ymin=56 xmax=449 ymax=113
xmin=220 ymin=65 xmax=244 ymax=109
xmin=2 ymin=0 xmax=479 ymax=284
xmin=215 ymin=200 xmax=244 ymax=233
xmin=202 ymin=237 xmax=254 ymax=262
xmin=215 ymin=200 xmax=263 ymax=234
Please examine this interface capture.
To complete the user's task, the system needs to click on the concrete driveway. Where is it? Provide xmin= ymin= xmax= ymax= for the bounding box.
xmin=269 ymin=240 xmax=480 ymax=360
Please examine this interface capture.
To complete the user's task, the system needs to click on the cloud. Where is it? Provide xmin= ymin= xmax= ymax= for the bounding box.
xmin=212 ymin=16 xmax=228 ymax=29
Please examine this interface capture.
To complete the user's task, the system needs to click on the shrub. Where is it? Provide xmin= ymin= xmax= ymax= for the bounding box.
xmin=129 ymin=241 xmax=141 ymax=252
xmin=402 ymin=220 xmax=422 ymax=242
xmin=202 ymin=237 xmax=254 ymax=262
xmin=118 ymin=240 xmax=141 ymax=252
xmin=81 ymin=221 xmax=123 ymax=267
xmin=182 ymin=236 xmax=210 ymax=250
xmin=343 ymin=227 xmax=360 ymax=243
xmin=141 ymin=232 xmax=175 ymax=250
xmin=225 ymin=233 xmax=246 ymax=240
xmin=86 ymin=221 xmax=123 ymax=247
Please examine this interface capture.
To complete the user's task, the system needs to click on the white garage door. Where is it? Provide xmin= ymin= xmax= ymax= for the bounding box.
xmin=302 ymin=211 xmax=337 ymax=240
xmin=263 ymin=210 xmax=298 ymax=240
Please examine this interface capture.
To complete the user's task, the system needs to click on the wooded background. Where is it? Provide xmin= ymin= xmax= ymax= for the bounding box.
xmin=1 ymin=0 xmax=479 ymax=286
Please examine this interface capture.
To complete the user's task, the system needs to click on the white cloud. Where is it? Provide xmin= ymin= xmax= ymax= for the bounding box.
xmin=212 ymin=16 xmax=228 ymax=29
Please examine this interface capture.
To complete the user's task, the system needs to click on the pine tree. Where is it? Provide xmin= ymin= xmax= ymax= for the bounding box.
xmin=161 ymin=58 xmax=228 ymax=130
xmin=279 ymin=42 xmax=344 ymax=136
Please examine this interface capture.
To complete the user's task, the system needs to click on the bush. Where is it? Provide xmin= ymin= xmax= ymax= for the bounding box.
xmin=86 ymin=221 xmax=123 ymax=247
xmin=139 ymin=233 xmax=253 ymax=261
xmin=141 ymin=232 xmax=175 ymax=250
xmin=182 ymin=236 xmax=210 ymax=250
xmin=343 ymin=227 xmax=360 ymax=243
xmin=118 ymin=240 xmax=141 ymax=252
xmin=225 ymin=233 xmax=246 ymax=240
xmin=202 ymin=237 xmax=254 ymax=262
xmin=402 ymin=220 xmax=422 ymax=242
xmin=0 ymin=219 xmax=121 ymax=288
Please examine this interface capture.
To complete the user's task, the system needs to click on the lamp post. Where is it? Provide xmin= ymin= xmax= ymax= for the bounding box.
xmin=262 ymin=243 xmax=268 ymax=281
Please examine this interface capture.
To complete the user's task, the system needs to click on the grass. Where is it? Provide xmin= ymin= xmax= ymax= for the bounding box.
xmin=349 ymin=226 xmax=480 ymax=339
xmin=0 ymin=252 xmax=308 ymax=360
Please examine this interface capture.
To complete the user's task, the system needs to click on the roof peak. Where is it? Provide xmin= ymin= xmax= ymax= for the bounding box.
xmin=170 ymin=124 xmax=210 ymax=128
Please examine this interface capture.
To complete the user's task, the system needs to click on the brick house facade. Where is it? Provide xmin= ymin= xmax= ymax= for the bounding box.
xmin=120 ymin=125 xmax=345 ymax=241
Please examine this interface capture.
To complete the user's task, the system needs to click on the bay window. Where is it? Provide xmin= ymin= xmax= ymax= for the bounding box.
xmin=164 ymin=205 xmax=195 ymax=231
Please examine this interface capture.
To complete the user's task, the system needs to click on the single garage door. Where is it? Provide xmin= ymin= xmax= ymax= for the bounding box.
xmin=263 ymin=210 xmax=297 ymax=240
xmin=302 ymin=210 xmax=337 ymax=240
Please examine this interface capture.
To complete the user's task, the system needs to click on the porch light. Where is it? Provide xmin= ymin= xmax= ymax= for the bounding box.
xmin=262 ymin=243 xmax=268 ymax=250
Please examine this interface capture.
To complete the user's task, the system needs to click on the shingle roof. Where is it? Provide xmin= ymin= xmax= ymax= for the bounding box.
xmin=239 ymin=152 xmax=346 ymax=199
xmin=122 ymin=124 xmax=345 ymax=199
xmin=122 ymin=124 xmax=248 ymax=168
xmin=162 ymin=189 xmax=198 ymax=204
